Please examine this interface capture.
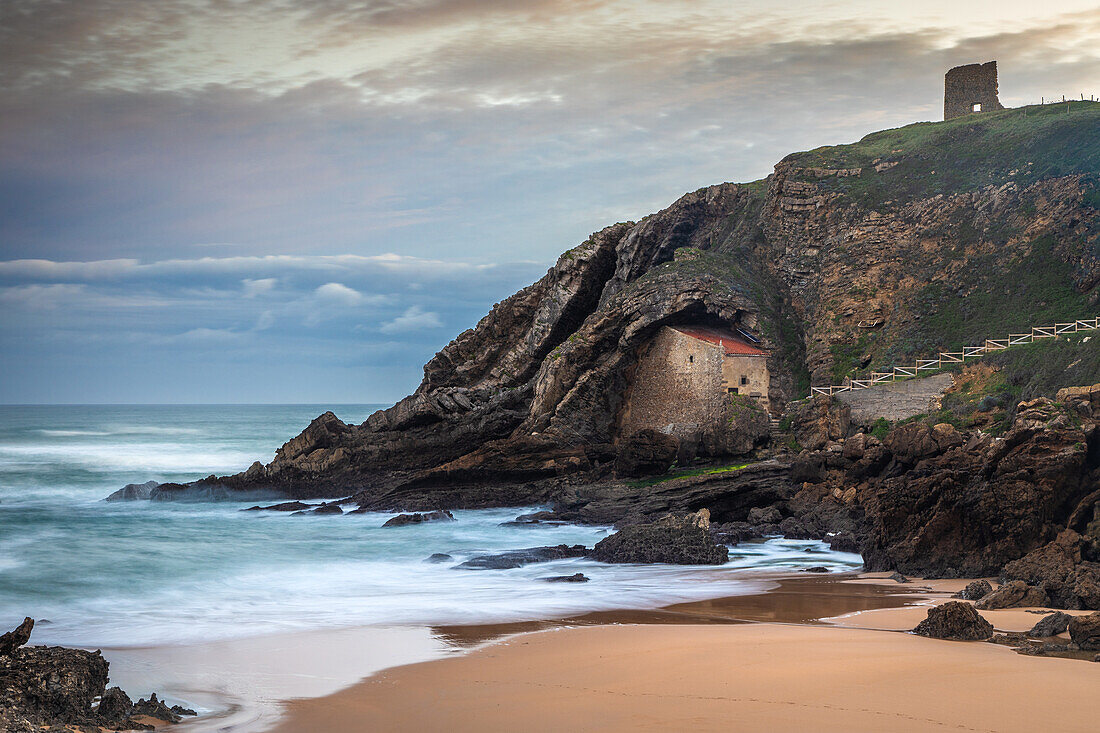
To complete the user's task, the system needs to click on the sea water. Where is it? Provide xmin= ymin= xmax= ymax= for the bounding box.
xmin=0 ymin=404 xmax=862 ymax=649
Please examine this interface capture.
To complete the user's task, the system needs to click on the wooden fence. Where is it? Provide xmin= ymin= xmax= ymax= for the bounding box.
xmin=809 ymin=317 xmax=1099 ymax=397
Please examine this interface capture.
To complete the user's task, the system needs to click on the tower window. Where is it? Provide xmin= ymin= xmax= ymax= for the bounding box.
xmin=728 ymin=387 xmax=738 ymax=395
xmin=740 ymin=376 xmax=749 ymax=385
xmin=972 ymin=102 xmax=982 ymax=112
xmin=688 ymin=355 xmax=694 ymax=363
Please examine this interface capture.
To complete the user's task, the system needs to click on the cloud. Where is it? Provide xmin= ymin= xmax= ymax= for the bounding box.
xmin=314 ymin=282 xmax=369 ymax=306
xmin=380 ymin=305 xmax=444 ymax=333
xmin=242 ymin=277 xmax=278 ymax=297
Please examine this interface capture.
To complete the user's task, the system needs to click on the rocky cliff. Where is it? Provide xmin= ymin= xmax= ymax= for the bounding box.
xmin=148 ymin=102 xmax=1100 ymax=505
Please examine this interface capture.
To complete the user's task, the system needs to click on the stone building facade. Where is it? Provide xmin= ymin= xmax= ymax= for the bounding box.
xmin=618 ymin=326 xmax=770 ymax=452
xmin=944 ymin=61 xmax=1004 ymax=120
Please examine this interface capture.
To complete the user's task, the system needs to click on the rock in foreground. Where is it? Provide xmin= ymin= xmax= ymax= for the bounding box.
xmin=912 ymin=602 xmax=994 ymax=641
xmin=591 ymin=510 xmax=729 ymax=565
xmin=1027 ymin=612 xmax=1073 ymax=638
xmin=0 ymin=618 xmax=195 ymax=732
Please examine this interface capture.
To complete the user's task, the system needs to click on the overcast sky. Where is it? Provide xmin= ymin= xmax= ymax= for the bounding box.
xmin=2 ymin=1 xmax=1099 ymax=404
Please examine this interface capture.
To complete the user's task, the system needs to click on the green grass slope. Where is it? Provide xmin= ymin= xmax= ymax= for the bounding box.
xmin=783 ymin=101 xmax=1100 ymax=209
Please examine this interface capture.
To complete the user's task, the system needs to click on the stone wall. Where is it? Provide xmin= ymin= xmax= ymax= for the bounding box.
xmin=619 ymin=327 xmax=725 ymax=441
xmin=835 ymin=373 xmax=954 ymax=423
xmin=944 ymin=61 xmax=1005 ymax=120
xmin=721 ymin=355 xmax=769 ymax=403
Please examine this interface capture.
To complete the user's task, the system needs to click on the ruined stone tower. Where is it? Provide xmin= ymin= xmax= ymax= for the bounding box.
xmin=944 ymin=61 xmax=1004 ymax=120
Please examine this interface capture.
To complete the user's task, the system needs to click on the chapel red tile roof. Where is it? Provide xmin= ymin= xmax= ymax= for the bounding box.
xmin=673 ymin=326 xmax=767 ymax=356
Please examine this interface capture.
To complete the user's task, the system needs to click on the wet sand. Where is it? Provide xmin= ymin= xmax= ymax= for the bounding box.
xmin=270 ymin=576 xmax=1100 ymax=732
xmin=273 ymin=622 xmax=1100 ymax=733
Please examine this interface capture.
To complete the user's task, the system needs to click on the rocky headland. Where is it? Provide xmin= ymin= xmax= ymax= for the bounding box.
xmin=108 ymin=104 xmax=1100 ymax=612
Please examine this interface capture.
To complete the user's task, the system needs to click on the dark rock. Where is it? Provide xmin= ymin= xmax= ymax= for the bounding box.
xmin=1027 ymin=612 xmax=1073 ymax=638
xmin=953 ymin=579 xmax=993 ymax=601
xmin=802 ymin=566 xmax=829 ymax=573
xmin=974 ymin=581 xmax=1050 ymax=610
xmin=244 ymin=501 xmax=310 ymax=512
xmin=862 ymin=399 xmax=1099 ymax=578
xmin=912 ymin=601 xmax=994 ymax=641
xmin=614 ymin=429 xmax=678 ymax=478
xmin=1068 ymin=611 xmax=1100 ymax=650
xmin=888 ymin=571 xmax=910 ymax=584
xmin=456 ymin=545 xmax=589 ymax=570
xmin=312 ymin=504 xmax=344 ymax=515
xmin=97 ymin=686 xmax=133 ymax=722
xmin=132 ymin=692 xmax=189 ymax=723
xmin=0 ymin=644 xmax=109 ymax=730
xmin=826 ymin=533 xmax=861 ymax=553
xmin=882 ymin=421 xmax=965 ymax=463
xmin=105 ymin=480 xmax=159 ymax=501
xmin=424 ymin=553 xmax=453 ymax=563
xmin=543 ymin=573 xmax=589 ymax=583
xmin=786 ymin=397 xmax=851 ymax=452
xmin=711 ymin=521 xmax=762 ymax=545
xmin=591 ymin=510 xmax=728 ymax=565
xmin=748 ymin=506 xmax=782 ymax=525
xmin=1001 ymin=530 xmax=1100 ymax=610
xmin=0 ymin=617 xmax=33 ymax=657
xmin=383 ymin=509 xmax=455 ymax=527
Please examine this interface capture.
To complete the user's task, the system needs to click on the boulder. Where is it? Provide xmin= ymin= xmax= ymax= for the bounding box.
xmin=96 ymin=686 xmax=133 ymax=723
xmin=455 ymin=545 xmax=588 ymax=570
xmin=383 ymin=510 xmax=455 ymax=527
xmin=953 ymin=580 xmax=993 ymax=601
xmin=0 ymin=644 xmax=109 ymax=727
xmin=614 ymin=430 xmax=678 ymax=478
xmin=974 ymin=581 xmax=1050 ymax=610
xmin=424 ymin=553 xmax=453 ymax=563
xmin=1027 ymin=612 xmax=1073 ymax=638
xmin=1068 ymin=611 xmax=1100 ymax=650
xmin=0 ymin=617 xmax=33 ymax=657
xmin=912 ymin=602 xmax=994 ymax=641
xmin=802 ymin=566 xmax=829 ymax=573
xmin=312 ymin=504 xmax=344 ymax=515
xmin=590 ymin=510 xmax=729 ymax=565
xmin=888 ymin=571 xmax=910 ymax=584
xmin=543 ymin=573 xmax=590 ymax=583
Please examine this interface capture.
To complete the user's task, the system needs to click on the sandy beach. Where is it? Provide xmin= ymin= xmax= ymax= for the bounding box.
xmin=269 ymin=577 xmax=1100 ymax=733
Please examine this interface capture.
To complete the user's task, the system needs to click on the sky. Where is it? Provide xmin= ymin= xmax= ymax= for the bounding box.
xmin=2 ymin=1 xmax=1099 ymax=404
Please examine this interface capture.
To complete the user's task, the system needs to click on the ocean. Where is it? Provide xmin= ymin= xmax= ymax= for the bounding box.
xmin=0 ymin=404 xmax=862 ymax=650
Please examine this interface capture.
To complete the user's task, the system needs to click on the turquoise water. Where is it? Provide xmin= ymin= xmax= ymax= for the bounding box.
xmin=0 ymin=405 xmax=862 ymax=647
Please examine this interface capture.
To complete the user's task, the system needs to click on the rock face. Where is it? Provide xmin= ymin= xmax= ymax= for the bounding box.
xmin=912 ymin=602 xmax=994 ymax=641
xmin=1001 ymin=530 xmax=1100 ymax=610
xmin=591 ymin=510 xmax=729 ymax=565
xmin=614 ymin=429 xmax=679 ymax=478
xmin=859 ymin=398 xmax=1100 ymax=579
